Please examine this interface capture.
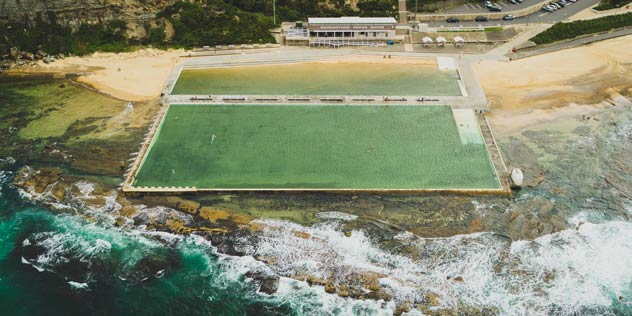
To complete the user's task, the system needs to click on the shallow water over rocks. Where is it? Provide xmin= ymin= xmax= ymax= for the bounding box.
xmin=1 ymin=75 xmax=632 ymax=315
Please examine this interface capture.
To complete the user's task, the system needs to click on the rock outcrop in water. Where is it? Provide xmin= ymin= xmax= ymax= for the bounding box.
xmin=4 ymin=75 xmax=632 ymax=315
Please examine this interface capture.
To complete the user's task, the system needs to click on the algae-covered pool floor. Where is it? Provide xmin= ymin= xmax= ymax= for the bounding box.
xmin=133 ymin=104 xmax=501 ymax=190
xmin=171 ymin=62 xmax=462 ymax=96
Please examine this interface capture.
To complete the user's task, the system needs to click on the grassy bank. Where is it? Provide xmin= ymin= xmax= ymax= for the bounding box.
xmin=594 ymin=0 xmax=631 ymax=11
xmin=531 ymin=12 xmax=632 ymax=45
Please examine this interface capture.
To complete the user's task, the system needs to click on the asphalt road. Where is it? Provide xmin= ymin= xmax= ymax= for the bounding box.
xmin=425 ymin=0 xmax=600 ymax=26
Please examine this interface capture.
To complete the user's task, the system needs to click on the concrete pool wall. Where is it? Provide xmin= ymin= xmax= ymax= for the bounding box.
xmin=123 ymin=53 xmax=507 ymax=194
xmin=161 ymin=54 xmax=488 ymax=110
xmin=123 ymin=103 xmax=509 ymax=194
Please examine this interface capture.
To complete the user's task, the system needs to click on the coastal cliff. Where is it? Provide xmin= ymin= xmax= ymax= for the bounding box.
xmin=0 ymin=0 xmax=174 ymax=26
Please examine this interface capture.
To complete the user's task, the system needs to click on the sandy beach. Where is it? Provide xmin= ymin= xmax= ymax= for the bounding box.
xmin=12 ymin=48 xmax=185 ymax=101
xmin=10 ymin=50 xmax=438 ymax=101
xmin=474 ymin=34 xmax=632 ymax=134
xmin=5 ymin=33 xmax=631 ymax=134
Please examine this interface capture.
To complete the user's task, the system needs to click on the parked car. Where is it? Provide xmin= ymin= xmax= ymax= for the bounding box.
xmin=508 ymin=0 xmax=517 ymax=4
xmin=549 ymin=2 xmax=562 ymax=8
xmin=483 ymin=1 xmax=494 ymax=8
xmin=489 ymin=5 xmax=502 ymax=11
xmin=541 ymin=5 xmax=555 ymax=11
xmin=567 ymin=0 xmax=577 ymax=3
xmin=475 ymin=16 xmax=489 ymax=22
xmin=515 ymin=0 xmax=523 ymax=3
xmin=503 ymin=14 xmax=516 ymax=20
xmin=446 ymin=17 xmax=460 ymax=23
xmin=556 ymin=1 xmax=566 ymax=7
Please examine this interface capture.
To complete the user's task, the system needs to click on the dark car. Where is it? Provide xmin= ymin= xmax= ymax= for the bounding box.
xmin=475 ymin=16 xmax=489 ymax=22
xmin=508 ymin=0 xmax=518 ymax=4
xmin=489 ymin=6 xmax=502 ymax=11
xmin=446 ymin=17 xmax=460 ymax=23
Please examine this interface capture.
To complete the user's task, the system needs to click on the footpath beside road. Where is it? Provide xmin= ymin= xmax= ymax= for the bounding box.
xmin=511 ymin=26 xmax=632 ymax=58
xmin=486 ymin=23 xmax=553 ymax=54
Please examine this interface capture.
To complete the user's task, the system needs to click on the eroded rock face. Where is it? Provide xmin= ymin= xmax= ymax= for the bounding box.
xmin=0 ymin=0 xmax=178 ymax=29
xmin=245 ymin=270 xmax=280 ymax=295
xmin=13 ymin=166 xmax=64 ymax=196
xmin=507 ymin=196 xmax=565 ymax=240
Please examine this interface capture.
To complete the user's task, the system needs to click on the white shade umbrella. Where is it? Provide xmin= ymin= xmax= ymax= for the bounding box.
xmin=422 ymin=36 xmax=433 ymax=43
xmin=454 ymin=36 xmax=464 ymax=43
xmin=436 ymin=36 xmax=447 ymax=43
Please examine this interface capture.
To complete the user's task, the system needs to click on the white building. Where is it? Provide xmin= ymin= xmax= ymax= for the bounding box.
xmin=284 ymin=17 xmax=403 ymax=47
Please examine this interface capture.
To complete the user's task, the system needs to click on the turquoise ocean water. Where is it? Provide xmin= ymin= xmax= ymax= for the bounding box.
xmin=1 ymin=169 xmax=632 ymax=316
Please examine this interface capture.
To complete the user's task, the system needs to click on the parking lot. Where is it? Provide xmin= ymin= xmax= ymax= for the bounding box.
xmin=442 ymin=0 xmax=542 ymax=14
xmin=425 ymin=0 xmax=600 ymax=26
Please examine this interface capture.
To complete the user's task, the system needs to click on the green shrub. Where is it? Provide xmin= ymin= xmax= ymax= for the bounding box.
xmin=160 ymin=2 xmax=275 ymax=47
xmin=0 ymin=0 xmax=399 ymax=57
xmin=484 ymin=26 xmax=503 ymax=32
xmin=594 ymin=0 xmax=630 ymax=11
xmin=147 ymin=25 xmax=167 ymax=44
xmin=531 ymin=12 xmax=632 ymax=45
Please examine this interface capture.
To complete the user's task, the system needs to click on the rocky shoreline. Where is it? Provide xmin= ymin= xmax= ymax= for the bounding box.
xmin=3 ymin=72 xmax=632 ymax=315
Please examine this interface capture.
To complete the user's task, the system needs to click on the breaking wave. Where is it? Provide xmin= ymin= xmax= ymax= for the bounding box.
xmin=244 ymin=218 xmax=632 ymax=316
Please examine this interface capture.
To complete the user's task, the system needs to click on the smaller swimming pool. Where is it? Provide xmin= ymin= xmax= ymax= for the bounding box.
xmin=170 ymin=61 xmax=463 ymax=96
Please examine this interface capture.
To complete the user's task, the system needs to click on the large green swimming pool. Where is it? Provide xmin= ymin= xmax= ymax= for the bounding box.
xmin=133 ymin=104 xmax=500 ymax=190
xmin=171 ymin=62 xmax=462 ymax=96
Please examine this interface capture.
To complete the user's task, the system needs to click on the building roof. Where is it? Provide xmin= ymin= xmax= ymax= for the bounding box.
xmin=308 ymin=17 xmax=396 ymax=25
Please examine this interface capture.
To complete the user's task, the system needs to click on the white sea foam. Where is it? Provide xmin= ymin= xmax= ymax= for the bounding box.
xmin=0 ymin=170 xmax=11 ymax=196
xmin=315 ymin=211 xmax=358 ymax=221
xmin=68 ymin=281 xmax=90 ymax=290
xmin=274 ymin=277 xmax=395 ymax=316
xmin=240 ymin=218 xmax=632 ymax=316
xmin=155 ymin=269 xmax=166 ymax=278
xmin=15 ymin=199 xmax=631 ymax=316
xmin=74 ymin=181 xmax=95 ymax=198
xmin=606 ymin=113 xmax=632 ymax=145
